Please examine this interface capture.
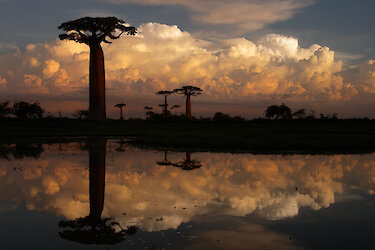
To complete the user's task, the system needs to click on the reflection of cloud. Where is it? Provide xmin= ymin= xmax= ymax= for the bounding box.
xmin=0 ymin=142 xmax=375 ymax=232
xmin=189 ymin=216 xmax=300 ymax=250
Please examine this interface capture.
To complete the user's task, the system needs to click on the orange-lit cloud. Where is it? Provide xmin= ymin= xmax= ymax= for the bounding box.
xmin=0 ymin=22 xmax=374 ymax=117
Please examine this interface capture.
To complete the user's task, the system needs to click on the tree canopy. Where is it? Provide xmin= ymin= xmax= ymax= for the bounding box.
xmin=156 ymin=90 xmax=173 ymax=96
xmin=264 ymin=103 xmax=292 ymax=120
xmin=13 ymin=101 xmax=44 ymax=119
xmin=174 ymin=86 xmax=203 ymax=96
xmin=115 ymin=103 xmax=126 ymax=108
xmin=58 ymin=17 xmax=136 ymax=45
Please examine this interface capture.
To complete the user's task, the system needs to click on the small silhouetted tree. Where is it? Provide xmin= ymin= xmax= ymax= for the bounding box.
xmin=158 ymin=104 xmax=167 ymax=113
xmin=156 ymin=90 xmax=173 ymax=118
xmin=144 ymin=106 xmax=153 ymax=119
xmin=13 ymin=101 xmax=44 ymax=119
xmin=170 ymin=104 xmax=180 ymax=115
xmin=73 ymin=109 xmax=89 ymax=120
xmin=291 ymin=108 xmax=306 ymax=119
xmin=174 ymin=86 xmax=203 ymax=119
xmin=115 ymin=103 xmax=126 ymax=120
xmin=265 ymin=103 xmax=291 ymax=120
xmin=0 ymin=101 xmax=12 ymax=118
xmin=58 ymin=17 xmax=136 ymax=121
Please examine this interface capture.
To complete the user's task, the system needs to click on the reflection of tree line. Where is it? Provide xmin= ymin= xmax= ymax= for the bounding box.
xmin=157 ymin=151 xmax=202 ymax=171
xmin=58 ymin=138 xmax=136 ymax=245
xmin=0 ymin=143 xmax=44 ymax=160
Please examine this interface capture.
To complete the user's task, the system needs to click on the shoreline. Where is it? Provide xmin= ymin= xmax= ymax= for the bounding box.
xmin=1 ymin=119 xmax=375 ymax=154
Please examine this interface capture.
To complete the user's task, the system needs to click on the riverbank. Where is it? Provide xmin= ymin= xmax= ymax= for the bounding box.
xmin=0 ymin=118 xmax=374 ymax=153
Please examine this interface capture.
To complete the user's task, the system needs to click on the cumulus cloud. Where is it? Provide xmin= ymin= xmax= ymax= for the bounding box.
xmin=107 ymin=0 xmax=313 ymax=32
xmin=0 ymin=22 xmax=373 ymax=116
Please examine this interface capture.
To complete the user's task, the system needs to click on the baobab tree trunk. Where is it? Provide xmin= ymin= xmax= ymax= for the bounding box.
xmin=89 ymin=43 xmax=106 ymax=121
xmin=164 ymin=96 xmax=168 ymax=118
xmin=120 ymin=108 xmax=123 ymax=120
xmin=186 ymin=152 xmax=191 ymax=162
xmin=88 ymin=138 xmax=106 ymax=222
xmin=186 ymin=95 xmax=191 ymax=119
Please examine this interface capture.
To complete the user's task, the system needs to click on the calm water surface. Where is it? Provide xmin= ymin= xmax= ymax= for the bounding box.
xmin=0 ymin=139 xmax=375 ymax=249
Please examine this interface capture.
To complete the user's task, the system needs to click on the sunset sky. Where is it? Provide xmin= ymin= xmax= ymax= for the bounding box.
xmin=0 ymin=0 xmax=375 ymax=118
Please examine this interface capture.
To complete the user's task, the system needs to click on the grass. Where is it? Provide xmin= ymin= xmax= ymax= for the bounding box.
xmin=1 ymin=118 xmax=375 ymax=153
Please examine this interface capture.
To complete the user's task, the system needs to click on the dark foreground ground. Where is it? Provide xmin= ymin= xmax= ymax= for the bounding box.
xmin=0 ymin=118 xmax=375 ymax=153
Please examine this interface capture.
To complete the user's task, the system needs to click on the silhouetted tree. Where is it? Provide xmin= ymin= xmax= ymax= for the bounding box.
xmin=73 ymin=109 xmax=89 ymax=120
xmin=13 ymin=101 xmax=44 ymax=119
xmin=291 ymin=108 xmax=306 ymax=119
xmin=172 ymin=152 xmax=202 ymax=171
xmin=0 ymin=101 xmax=12 ymax=118
xmin=170 ymin=104 xmax=180 ymax=115
xmin=264 ymin=103 xmax=292 ymax=120
xmin=158 ymin=104 xmax=168 ymax=115
xmin=115 ymin=103 xmax=126 ymax=120
xmin=144 ymin=106 xmax=153 ymax=119
xmin=174 ymin=86 xmax=203 ymax=119
xmin=213 ymin=112 xmax=231 ymax=121
xmin=58 ymin=17 xmax=136 ymax=121
xmin=156 ymin=90 xmax=173 ymax=118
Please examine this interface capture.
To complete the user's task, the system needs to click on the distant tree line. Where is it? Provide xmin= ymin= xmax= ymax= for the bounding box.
xmin=0 ymin=101 xmax=44 ymax=119
xmin=0 ymin=99 xmax=367 ymax=122
xmin=264 ymin=103 xmax=338 ymax=120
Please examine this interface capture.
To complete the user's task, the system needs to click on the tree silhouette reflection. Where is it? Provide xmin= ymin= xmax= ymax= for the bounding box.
xmin=58 ymin=138 xmax=136 ymax=245
xmin=156 ymin=151 xmax=172 ymax=166
xmin=0 ymin=143 xmax=44 ymax=160
xmin=172 ymin=152 xmax=202 ymax=171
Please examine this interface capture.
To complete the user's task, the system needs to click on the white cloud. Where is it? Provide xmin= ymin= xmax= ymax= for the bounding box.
xmin=107 ymin=0 xmax=314 ymax=32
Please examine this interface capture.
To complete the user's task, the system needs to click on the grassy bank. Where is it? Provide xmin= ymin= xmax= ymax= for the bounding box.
xmin=0 ymin=118 xmax=375 ymax=153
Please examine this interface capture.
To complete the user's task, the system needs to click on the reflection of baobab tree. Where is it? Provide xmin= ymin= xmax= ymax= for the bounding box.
xmin=59 ymin=138 xmax=136 ymax=245
xmin=172 ymin=152 xmax=202 ymax=171
xmin=156 ymin=151 xmax=172 ymax=166
xmin=115 ymin=139 xmax=127 ymax=152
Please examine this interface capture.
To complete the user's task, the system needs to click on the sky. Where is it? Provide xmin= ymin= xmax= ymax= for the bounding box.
xmin=0 ymin=0 xmax=375 ymax=118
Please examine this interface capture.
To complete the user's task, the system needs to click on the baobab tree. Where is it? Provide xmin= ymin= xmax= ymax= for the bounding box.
xmin=58 ymin=17 xmax=136 ymax=121
xmin=170 ymin=104 xmax=180 ymax=115
xmin=174 ymin=86 xmax=202 ymax=119
xmin=156 ymin=90 xmax=173 ymax=118
xmin=144 ymin=106 xmax=153 ymax=119
xmin=115 ymin=103 xmax=126 ymax=120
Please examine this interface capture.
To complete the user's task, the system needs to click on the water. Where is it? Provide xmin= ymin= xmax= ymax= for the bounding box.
xmin=0 ymin=138 xmax=375 ymax=249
